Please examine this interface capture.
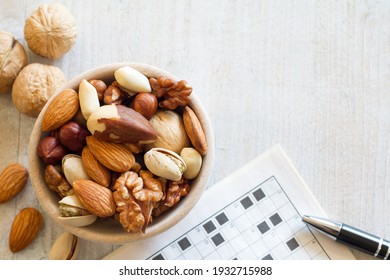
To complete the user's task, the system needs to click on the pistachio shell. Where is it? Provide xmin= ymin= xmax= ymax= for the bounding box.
xmin=59 ymin=195 xmax=92 ymax=218
xmin=57 ymin=183 xmax=97 ymax=227
xmin=144 ymin=148 xmax=186 ymax=181
xmin=62 ymin=154 xmax=91 ymax=186
xmin=59 ymin=195 xmax=86 ymax=209
xmin=114 ymin=66 xmax=151 ymax=93
xmin=48 ymin=232 xmax=80 ymax=260
xmin=58 ymin=214 xmax=97 ymax=227
xmin=180 ymin=147 xmax=202 ymax=179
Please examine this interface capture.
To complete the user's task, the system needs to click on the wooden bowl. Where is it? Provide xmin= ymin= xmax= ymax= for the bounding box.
xmin=28 ymin=62 xmax=214 ymax=244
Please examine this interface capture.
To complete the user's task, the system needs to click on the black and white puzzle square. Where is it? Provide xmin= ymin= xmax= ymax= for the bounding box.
xmin=147 ymin=176 xmax=330 ymax=260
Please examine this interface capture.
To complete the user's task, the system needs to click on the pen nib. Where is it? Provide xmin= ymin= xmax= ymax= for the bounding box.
xmin=302 ymin=215 xmax=342 ymax=238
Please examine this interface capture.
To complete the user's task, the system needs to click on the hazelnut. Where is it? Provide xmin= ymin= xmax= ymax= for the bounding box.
xmin=0 ymin=31 xmax=28 ymax=94
xmin=58 ymin=121 xmax=90 ymax=152
xmin=72 ymin=109 xmax=87 ymax=128
xmin=37 ymin=136 xmax=67 ymax=165
xmin=89 ymin=79 xmax=107 ymax=101
xmin=132 ymin=92 xmax=158 ymax=120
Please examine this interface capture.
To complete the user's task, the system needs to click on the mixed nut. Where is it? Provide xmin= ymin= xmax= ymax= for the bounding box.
xmin=37 ymin=66 xmax=208 ymax=234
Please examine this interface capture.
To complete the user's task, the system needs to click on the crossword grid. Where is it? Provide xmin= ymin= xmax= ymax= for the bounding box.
xmin=148 ymin=176 xmax=330 ymax=260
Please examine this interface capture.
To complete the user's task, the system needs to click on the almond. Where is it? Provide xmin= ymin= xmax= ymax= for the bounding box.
xmin=0 ymin=163 xmax=28 ymax=204
xmin=42 ymin=89 xmax=79 ymax=131
xmin=86 ymin=136 xmax=135 ymax=172
xmin=183 ymin=106 xmax=208 ymax=155
xmin=9 ymin=207 xmax=43 ymax=253
xmin=81 ymin=146 xmax=111 ymax=187
xmin=73 ymin=179 xmax=115 ymax=217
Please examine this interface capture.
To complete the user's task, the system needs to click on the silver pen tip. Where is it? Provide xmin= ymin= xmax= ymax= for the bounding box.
xmin=302 ymin=215 xmax=342 ymax=238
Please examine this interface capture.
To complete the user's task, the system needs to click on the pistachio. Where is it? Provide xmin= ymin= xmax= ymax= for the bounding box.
xmin=48 ymin=232 xmax=80 ymax=260
xmin=78 ymin=79 xmax=100 ymax=120
xmin=58 ymin=195 xmax=97 ymax=227
xmin=58 ymin=214 xmax=97 ymax=227
xmin=114 ymin=66 xmax=151 ymax=93
xmin=62 ymin=154 xmax=91 ymax=186
xmin=144 ymin=148 xmax=186 ymax=181
xmin=180 ymin=147 xmax=202 ymax=179
xmin=58 ymin=195 xmax=90 ymax=217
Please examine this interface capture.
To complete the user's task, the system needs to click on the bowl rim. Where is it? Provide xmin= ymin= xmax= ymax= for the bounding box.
xmin=28 ymin=62 xmax=214 ymax=244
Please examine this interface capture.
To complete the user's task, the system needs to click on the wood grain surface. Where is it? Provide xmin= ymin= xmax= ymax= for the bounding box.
xmin=1 ymin=0 xmax=390 ymax=260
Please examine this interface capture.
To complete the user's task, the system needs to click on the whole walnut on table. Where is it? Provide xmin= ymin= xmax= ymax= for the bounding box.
xmin=24 ymin=4 xmax=77 ymax=59
xmin=0 ymin=31 xmax=28 ymax=94
xmin=12 ymin=63 xmax=67 ymax=117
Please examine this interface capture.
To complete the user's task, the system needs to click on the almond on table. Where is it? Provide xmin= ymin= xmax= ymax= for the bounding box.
xmin=0 ymin=163 xmax=28 ymax=204
xmin=9 ymin=208 xmax=43 ymax=253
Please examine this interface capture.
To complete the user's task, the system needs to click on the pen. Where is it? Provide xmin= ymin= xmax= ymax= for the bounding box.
xmin=302 ymin=215 xmax=390 ymax=260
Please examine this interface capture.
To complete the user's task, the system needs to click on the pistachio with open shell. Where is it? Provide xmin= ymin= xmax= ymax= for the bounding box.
xmin=48 ymin=232 xmax=80 ymax=260
xmin=58 ymin=195 xmax=97 ymax=227
xmin=144 ymin=148 xmax=187 ymax=181
xmin=62 ymin=154 xmax=91 ymax=186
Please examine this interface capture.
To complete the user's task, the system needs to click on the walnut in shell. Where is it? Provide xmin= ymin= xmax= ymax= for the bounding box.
xmin=0 ymin=31 xmax=28 ymax=94
xmin=11 ymin=63 xmax=66 ymax=117
xmin=24 ymin=4 xmax=77 ymax=59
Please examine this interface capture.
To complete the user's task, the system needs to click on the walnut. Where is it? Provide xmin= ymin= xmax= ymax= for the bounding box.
xmin=44 ymin=165 xmax=73 ymax=198
xmin=153 ymin=178 xmax=190 ymax=217
xmin=152 ymin=203 xmax=170 ymax=218
xmin=113 ymin=186 xmax=145 ymax=233
xmin=149 ymin=77 xmax=192 ymax=110
xmin=0 ymin=31 xmax=28 ymax=94
xmin=24 ymin=4 xmax=77 ymax=59
xmin=112 ymin=171 xmax=165 ymax=233
xmin=165 ymin=178 xmax=190 ymax=207
xmin=11 ymin=63 xmax=66 ymax=117
xmin=103 ymin=84 xmax=125 ymax=105
xmin=112 ymin=171 xmax=145 ymax=233
xmin=133 ymin=170 xmax=163 ymax=202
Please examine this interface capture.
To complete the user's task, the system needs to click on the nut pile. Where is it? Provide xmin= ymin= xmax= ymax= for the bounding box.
xmin=37 ymin=66 xmax=208 ymax=234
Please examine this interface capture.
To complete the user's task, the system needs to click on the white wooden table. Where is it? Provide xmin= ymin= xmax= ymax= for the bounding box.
xmin=1 ymin=0 xmax=389 ymax=260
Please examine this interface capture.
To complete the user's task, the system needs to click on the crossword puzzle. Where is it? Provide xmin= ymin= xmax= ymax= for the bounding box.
xmin=147 ymin=176 xmax=330 ymax=260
